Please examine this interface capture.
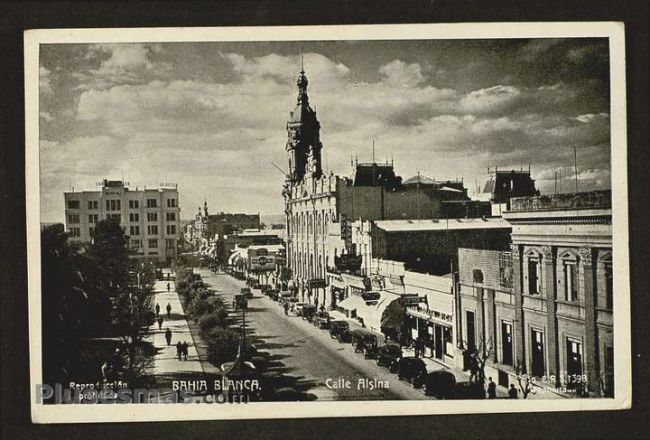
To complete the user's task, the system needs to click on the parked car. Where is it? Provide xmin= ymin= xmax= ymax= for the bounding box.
xmin=328 ymin=320 xmax=351 ymax=342
xmin=240 ymin=287 xmax=253 ymax=299
xmin=301 ymin=304 xmax=317 ymax=321
xmin=312 ymin=311 xmax=330 ymax=329
xmin=350 ymin=329 xmax=380 ymax=358
xmin=267 ymin=289 xmax=280 ymax=301
xmin=260 ymin=284 xmax=272 ymax=294
xmin=453 ymin=381 xmax=486 ymax=399
xmin=293 ymin=303 xmax=307 ymax=316
xmin=396 ymin=357 xmax=428 ymax=386
xmin=421 ymin=371 xmax=456 ymax=398
xmin=376 ymin=344 xmax=403 ymax=371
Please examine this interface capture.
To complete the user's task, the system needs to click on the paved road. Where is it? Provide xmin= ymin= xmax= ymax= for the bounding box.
xmin=197 ymin=268 xmax=430 ymax=401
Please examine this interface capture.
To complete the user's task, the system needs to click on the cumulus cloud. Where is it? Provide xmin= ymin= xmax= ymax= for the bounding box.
xmin=39 ymin=43 xmax=612 ymax=221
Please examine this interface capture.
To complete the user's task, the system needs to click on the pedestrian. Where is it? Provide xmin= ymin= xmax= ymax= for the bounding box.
xmin=283 ymin=302 xmax=289 ymax=316
xmin=166 ymin=303 xmax=172 ymax=318
xmin=176 ymin=341 xmax=182 ymax=360
xmin=157 ymin=316 xmax=163 ymax=330
xmin=111 ymin=348 xmax=123 ymax=373
xmin=508 ymin=384 xmax=518 ymax=399
xmin=469 ymin=354 xmax=478 ymax=383
xmin=167 ymin=282 xmax=170 ymax=292
xmin=181 ymin=341 xmax=188 ymax=360
xmin=487 ymin=377 xmax=497 ymax=399
xmin=101 ymin=361 xmax=110 ymax=381
xmin=165 ymin=328 xmax=172 ymax=346
xmin=155 ymin=303 xmax=160 ymax=317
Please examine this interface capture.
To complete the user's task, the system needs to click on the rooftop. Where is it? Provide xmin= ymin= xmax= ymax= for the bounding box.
xmin=508 ymin=190 xmax=611 ymax=212
xmin=374 ymin=217 xmax=510 ymax=232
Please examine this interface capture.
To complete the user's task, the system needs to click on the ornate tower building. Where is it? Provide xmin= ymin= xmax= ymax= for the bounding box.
xmin=286 ymin=69 xmax=323 ymax=183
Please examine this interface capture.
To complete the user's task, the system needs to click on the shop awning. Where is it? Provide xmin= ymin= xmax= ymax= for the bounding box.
xmin=355 ymin=291 xmax=402 ymax=334
xmin=338 ymin=294 xmax=367 ymax=312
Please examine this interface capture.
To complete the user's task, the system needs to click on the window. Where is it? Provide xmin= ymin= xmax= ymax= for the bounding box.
xmin=604 ymin=263 xmax=613 ymax=309
xmin=129 ymin=226 xmax=140 ymax=236
xmin=146 ymin=198 xmax=157 ymax=208
xmin=88 ymin=200 xmax=98 ymax=210
xmin=106 ymin=214 xmax=121 ymax=223
xmin=148 ymin=239 xmax=158 ymax=248
xmin=129 ymin=213 xmax=140 ymax=222
xmin=147 ymin=225 xmax=158 ymax=235
xmin=563 ymin=261 xmax=578 ymax=302
xmin=166 ymin=238 xmax=176 ymax=249
xmin=67 ymin=200 xmax=80 ymax=209
xmin=167 ymin=198 xmax=177 ymax=208
xmin=166 ymin=212 xmax=176 ymax=221
xmin=68 ymin=227 xmax=80 ymax=237
xmin=106 ymin=199 xmax=121 ymax=211
xmin=501 ymin=321 xmax=513 ymax=366
xmin=129 ymin=200 xmax=139 ymax=209
xmin=89 ymin=227 xmax=95 ymax=237
xmin=88 ymin=214 xmax=98 ymax=224
xmin=499 ymin=252 xmax=514 ymax=288
xmin=147 ymin=212 xmax=158 ymax=222
xmin=528 ymin=258 xmax=540 ymax=295
xmin=67 ymin=214 xmax=80 ymax=224
xmin=130 ymin=239 xmax=141 ymax=249
xmin=166 ymin=225 xmax=177 ymax=235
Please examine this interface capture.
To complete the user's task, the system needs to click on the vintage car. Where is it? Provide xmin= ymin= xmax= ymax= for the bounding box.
xmin=350 ymin=329 xmax=380 ymax=358
xmin=453 ymin=381 xmax=486 ymax=399
xmin=278 ymin=292 xmax=295 ymax=305
xmin=312 ymin=311 xmax=331 ymax=329
xmin=267 ymin=288 xmax=280 ymax=301
xmin=293 ymin=303 xmax=307 ymax=316
xmin=233 ymin=294 xmax=248 ymax=311
xmin=301 ymin=304 xmax=318 ymax=321
xmin=376 ymin=344 xmax=403 ymax=371
xmin=260 ymin=284 xmax=272 ymax=294
xmin=240 ymin=287 xmax=253 ymax=299
xmin=395 ymin=357 xmax=428 ymax=386
xmin=328 ymin=320 xmax=351 ymax=342
xmin=421 ymin=370 xmax=457 ymax=398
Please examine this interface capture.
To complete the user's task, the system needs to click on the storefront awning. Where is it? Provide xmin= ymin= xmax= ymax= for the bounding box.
xmin=338 ymin=294 xmax=367 ymax=312
xmin=355 ymin=291 xmax=402 ymax=334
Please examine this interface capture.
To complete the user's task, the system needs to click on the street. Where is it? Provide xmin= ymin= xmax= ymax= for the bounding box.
xmin=196 ymin=268 xmax=431 ymax=401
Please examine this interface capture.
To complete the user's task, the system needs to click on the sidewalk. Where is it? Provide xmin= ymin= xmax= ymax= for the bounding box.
xmin=146 ymin=276 xmax=203 ymax=379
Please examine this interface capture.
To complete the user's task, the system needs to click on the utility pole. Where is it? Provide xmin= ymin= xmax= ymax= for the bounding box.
xmin=573 ymin=145 xmax=579 ymax=193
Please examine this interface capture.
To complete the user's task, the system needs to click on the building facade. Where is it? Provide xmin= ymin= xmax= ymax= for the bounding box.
xmin=457 ymin=190 xmax=613 ymax=396
xmin=64 ymin=179 xmax=181 ymax=262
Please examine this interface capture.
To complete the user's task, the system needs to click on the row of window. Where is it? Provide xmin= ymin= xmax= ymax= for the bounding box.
xmin=129 ymin=239 xmax=177 ymax=249
xmin=129 ymin=225 xmax=177 ymax=236
xmin=67 ymin=198 xmax=178 ymax=210
xmin=69 ymin=213 xmax=177 ymax=224
xmin=289 ymin=210 xmax=335 ymax=236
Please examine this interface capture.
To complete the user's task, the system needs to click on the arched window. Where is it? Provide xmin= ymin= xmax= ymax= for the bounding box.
xmin=598 ymin=251 xmax=613 ymax=309
xmin=525 ymin=249 xmax=542 ymax=295
xmin=472 ymin=269 xmax=484 ymax=284
xmin=559 ymin=250 xmax=579 ymax=302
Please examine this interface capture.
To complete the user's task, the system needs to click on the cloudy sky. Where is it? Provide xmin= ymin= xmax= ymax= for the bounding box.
xmin=39 ymin=38 xmax=611 ymax=222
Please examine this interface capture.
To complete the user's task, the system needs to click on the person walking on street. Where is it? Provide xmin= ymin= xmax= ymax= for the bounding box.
xmin=508 ymin=384 xmax=518 ymax=399
xmin=167 ymin=282 xmax=170 ymax=292
xmin=166 ymin=303 xmax=172 ymax=318
xmin=487 ymin=377 xmax=497 ymax=399
xmin=155 ymin=303 xmax=160 ymax=317
xmin=176 ymin=341 xmax=182 ymax=361
xmin=157 ymin=316 xmax=164 ymax=330
xmin=165 ymin=328 xmax=172 ymax=346
xmin=181 ymin=341 xmax=188 ymax=360
xmin=283 ymin=302 xmax=289 ymax=316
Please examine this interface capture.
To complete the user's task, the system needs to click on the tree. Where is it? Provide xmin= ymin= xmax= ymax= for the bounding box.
xmin=465 ymin=337 xmax=493 ymax=386
xmin=515 ymin=363 xmax=537 ymax=399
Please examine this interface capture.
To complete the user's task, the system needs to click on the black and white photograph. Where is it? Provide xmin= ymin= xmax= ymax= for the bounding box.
xmin=24 ymin=23 xmax=630 ymax=422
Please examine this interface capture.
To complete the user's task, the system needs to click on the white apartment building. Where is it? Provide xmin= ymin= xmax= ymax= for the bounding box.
xmin=63 ymin=180 xmax=181 ymax=262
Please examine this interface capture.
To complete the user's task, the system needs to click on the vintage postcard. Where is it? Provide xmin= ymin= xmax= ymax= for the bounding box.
xmin=25 ymin=22 xmax=630 ymax=423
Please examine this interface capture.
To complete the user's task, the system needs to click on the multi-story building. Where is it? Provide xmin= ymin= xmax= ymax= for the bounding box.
xmin=456 ymin=190 xmax=613 ymax=397
xmin=63 ymin=179 xmax=181 ymax=262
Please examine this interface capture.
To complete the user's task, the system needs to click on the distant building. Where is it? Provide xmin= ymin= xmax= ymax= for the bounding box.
xmin=63 ymin=179 xmax=181 ymax=262
xmin=482 ymin=169 xmax=539 ymax=215
xmin=457 ymin=190 xmax=613 ymax=396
